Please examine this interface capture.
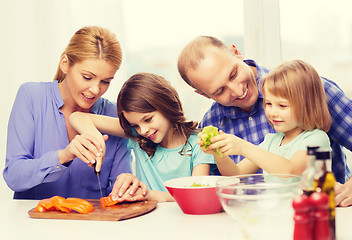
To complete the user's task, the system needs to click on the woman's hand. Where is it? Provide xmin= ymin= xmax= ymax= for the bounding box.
xmin=58 ymin=133 xmax=107 ymax=172
xmin=110 ymin=173 xmax=148 ymax=202
xmin=335 ymin=182 xmax=352 ymax=207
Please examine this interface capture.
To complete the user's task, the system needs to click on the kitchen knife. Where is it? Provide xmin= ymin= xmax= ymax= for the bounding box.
xmin=93 ymin=162 xmax=103 ymax=199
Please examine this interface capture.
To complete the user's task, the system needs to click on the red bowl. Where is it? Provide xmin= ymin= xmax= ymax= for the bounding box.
xmin=164 ymin=176 xmax=232 ymax=215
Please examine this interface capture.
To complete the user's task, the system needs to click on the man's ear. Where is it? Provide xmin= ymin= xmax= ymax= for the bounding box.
xmin=59 ymin=54 xmax=69 ymax=74
xmin=195 ymin=89 xmax=211 ymax=99
xmin=231 ymin=44 xmax=243 ymax=61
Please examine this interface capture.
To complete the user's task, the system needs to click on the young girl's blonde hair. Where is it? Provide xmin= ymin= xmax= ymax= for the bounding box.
xmin=262 ymin=59 xmax=331 ymax=132
xmin=54 ymin=26 xmax=122 ymax=82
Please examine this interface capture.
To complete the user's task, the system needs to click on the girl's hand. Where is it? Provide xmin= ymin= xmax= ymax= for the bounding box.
xmin=198 ymin=130 xmax=244 ymax=156
xmin=110 ymin=173 xmax=148 ymax=202
xmin=197 ymin=132 xmax=215 ymax=155
xmin=58 ymin=133 xmax=106 ymax=169
xmin=335 ymin=182 xmax=352 ymax=207
xmin=116 ymin=186 xmax=148 ymax=202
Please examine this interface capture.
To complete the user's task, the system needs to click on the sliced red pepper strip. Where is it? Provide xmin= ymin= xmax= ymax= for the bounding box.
xmin=50 ymin=196 xmax=71 ymax=213
xmin=40 ymin=198 xmax=57 ymax=211
xmin=100 ymin=195 xmax=120 ymax=208
xmin=34 ymin=205 xmax=46 ymax=212
xmin=34 ymin=196 xmax=94 ymax=214
xmin=62 ymin=198 xmax=94 ymax=214
xmin=34 ymin=198 xmax=57 ymax=212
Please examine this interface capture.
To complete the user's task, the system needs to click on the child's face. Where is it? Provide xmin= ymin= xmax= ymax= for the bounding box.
xmin=263 ymin=87 xmax=301 ymax=136
xmin=123 ymin=110 xmax=171 ymax=144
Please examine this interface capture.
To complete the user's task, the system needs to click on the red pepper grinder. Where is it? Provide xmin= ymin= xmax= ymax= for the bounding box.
xmin=310 ymin=192 xmax=331 ymax=240
xmin=292 ymin=194 xmax=313 ymax=240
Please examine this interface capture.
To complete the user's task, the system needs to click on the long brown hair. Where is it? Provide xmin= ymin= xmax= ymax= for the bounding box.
xmin=262 ymin=60 xmax=331 ymax=132
xmin=117 ymin=73 xmax=198 ymax=156
xmin=54 ymin=26 xmax=122 ymax=82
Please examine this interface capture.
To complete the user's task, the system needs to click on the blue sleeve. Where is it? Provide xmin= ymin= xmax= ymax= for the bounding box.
xmin=3 ymin=84 xmax=66 ymax=192
xmin=324 ymin=78 xmax=352 ymax=151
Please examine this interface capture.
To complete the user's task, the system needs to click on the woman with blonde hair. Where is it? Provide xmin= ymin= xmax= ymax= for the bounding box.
xmin=4 ymin=26 xmax=145 ymax=200
xmin=199 ymin=59 xmax=331 ymax=176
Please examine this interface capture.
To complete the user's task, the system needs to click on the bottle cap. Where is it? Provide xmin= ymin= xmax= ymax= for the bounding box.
xmin=307 ymin=146 xmax=319 ymax=155
xmin=315 ymin=150 xmax=331 ymax=160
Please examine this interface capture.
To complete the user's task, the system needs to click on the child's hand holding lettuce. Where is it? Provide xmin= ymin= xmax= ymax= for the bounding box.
xmin=200 ymin=126 xmax=223 ymax=157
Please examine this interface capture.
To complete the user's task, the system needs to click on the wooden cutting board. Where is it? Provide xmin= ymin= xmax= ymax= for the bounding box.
xmin=28 ymin=199 xmax=158 ymax=221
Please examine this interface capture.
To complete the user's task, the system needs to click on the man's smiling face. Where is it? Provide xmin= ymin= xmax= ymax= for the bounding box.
xmin=187 ymin=46 xmax=259 ymax=112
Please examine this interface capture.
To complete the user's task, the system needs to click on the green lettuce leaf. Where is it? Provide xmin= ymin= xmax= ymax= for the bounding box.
xmin=201 ymin=126 xmax=222 ymax=157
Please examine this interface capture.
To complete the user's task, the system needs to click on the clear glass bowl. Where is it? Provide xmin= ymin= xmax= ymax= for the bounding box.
xmin=216 ymin=173 xmax=302 ymax=240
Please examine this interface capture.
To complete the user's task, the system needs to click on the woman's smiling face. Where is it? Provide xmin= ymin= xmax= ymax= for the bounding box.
xmin=60 ymin=57 xmax=118 ymax=110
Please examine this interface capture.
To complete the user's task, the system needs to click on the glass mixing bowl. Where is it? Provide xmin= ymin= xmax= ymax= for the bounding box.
xmin=216 ymin=173 xmax=302 ymax=240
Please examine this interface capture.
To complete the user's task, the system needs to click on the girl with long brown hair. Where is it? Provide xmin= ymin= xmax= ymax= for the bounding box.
xmin=70 ymin=72 xmax=215 ymax=202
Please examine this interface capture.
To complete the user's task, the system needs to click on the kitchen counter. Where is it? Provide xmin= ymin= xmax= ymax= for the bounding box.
xmin=1 ymin=199 xmax=351 ymax=240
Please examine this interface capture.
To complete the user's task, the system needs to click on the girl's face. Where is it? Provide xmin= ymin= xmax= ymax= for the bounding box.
xmin=263 ymin=86 xmax=302 ymax=137
xmin=123 ymin=110 xmax=172 ymax=145
xmin=60 ymin=57 xmax=118 ymax=110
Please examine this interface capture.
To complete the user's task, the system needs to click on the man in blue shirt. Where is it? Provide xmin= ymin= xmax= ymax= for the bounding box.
xmin=177 ymin=35 xmax=352 ymax=206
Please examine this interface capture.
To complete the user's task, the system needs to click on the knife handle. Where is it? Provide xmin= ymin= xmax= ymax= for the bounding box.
xmin=93 ymin=162 xmax=100 ymax=176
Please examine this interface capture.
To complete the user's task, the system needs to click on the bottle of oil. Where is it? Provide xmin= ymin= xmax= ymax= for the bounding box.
xmin=313 ymin=149 xmax=336 ymax=240
xmin=302 ymin=146 xmax=319 ymax=196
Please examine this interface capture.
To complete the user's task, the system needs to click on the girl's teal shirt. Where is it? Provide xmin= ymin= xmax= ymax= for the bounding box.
xmin=128 ymin=134 xmax=216 ymax=191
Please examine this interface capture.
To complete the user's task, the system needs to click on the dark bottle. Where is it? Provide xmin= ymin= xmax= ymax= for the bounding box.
xmin=302 ymin=146 xmax=319 ymax=196
xmin=313 ymin=150 xmax=336 ymax=240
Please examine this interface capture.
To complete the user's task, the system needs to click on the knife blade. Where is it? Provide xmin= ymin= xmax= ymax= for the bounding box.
xmin=93 ymin=162 xmax=103 ymax=199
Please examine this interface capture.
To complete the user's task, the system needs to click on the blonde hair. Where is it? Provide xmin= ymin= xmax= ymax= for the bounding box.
xmin=262 ymin=60 xmax=331 ymax=132
xmin=54 ymin=26 xmax=122 ymax=82
xmin=177 ymin=36 xmax=233 ymax=88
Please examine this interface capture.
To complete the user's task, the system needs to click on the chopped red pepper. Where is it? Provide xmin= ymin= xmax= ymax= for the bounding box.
xmin=62 ymin=198 xmax=94 ymax=214
xmin=50 ymin=196 xmax=72 ymax=213
xmin=100 ymin=195 xmax=120 ymax=208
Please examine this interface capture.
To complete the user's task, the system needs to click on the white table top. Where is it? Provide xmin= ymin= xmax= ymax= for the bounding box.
xmin=1 ymin=199 xmax=351 ymax=240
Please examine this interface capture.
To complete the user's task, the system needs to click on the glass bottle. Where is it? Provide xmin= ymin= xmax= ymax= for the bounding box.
xmin=302 ymin=146 xmax=319 ymax=196
xmin=313 ymin=149 xmax=336 ymax=240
